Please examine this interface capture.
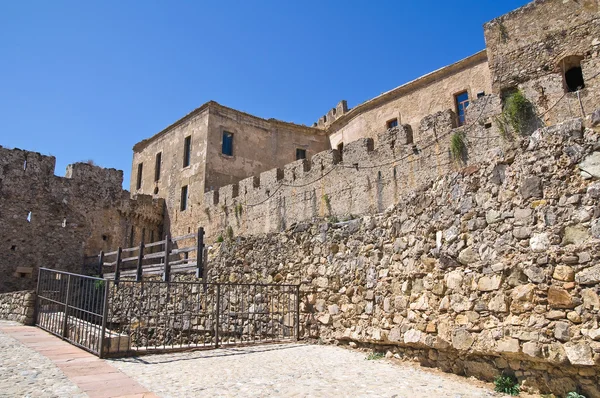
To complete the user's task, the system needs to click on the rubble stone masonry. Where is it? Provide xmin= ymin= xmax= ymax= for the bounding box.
xmin=0 ymin=147 xmax=163 ymax=293
xmin=204 ymin=118 xmax=600 ymax=397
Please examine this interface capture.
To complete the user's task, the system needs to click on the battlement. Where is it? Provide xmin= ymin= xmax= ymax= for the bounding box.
xmin=314 ymin=100 xmax=349 ymax=128
xmin=0 ymin=146 xmax=56 ymax=179
xmin=65 ymin=162 xmax=124 ymax=188
xmin=200 ymin=101 xmax=503 ymax=230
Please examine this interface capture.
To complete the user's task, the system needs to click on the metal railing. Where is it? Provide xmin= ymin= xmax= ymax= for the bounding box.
xmin=36 ymin=268 xmax=108 ymax=356
xmin=36 ymin=268 xmax=300 ymax=358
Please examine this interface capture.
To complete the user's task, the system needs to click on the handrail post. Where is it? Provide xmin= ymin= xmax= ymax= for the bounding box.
xmin=162 ymin=236 xmax=170 ymax=282
xmin=196 ymin=227 xmax=205 ymax=279
xmin=295 ymin=284 xmax=301 ymax=341
xmin=115 ymin=247 xmax=122 ymax=286
xmin=62 ymin=274 xmax=72 ymax=339
xmin=136 ymin=242 xmax=145 ymax=282
xmin=98 ymin=251 xmax=104 ymax=278
xmin=98 ymin=279 xmax=110 ymax=358
xmin=215 ymin=283 xmax=220 ymax=348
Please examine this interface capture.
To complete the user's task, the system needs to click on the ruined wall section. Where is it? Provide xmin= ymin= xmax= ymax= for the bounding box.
xmin=201 ymin=95 xmax=503 ymax=240
xmin=203 ymin=118 xmax=600 ymax=397
xmin=484 ymin=0 xmax=600 ymax=126
xmin=0 ymin=146 xmax=163 ymax=293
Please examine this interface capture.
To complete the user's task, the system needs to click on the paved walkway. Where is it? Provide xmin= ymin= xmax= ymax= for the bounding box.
xmin=1 ymin=320 xmax=507 ymax=398
xmin=109 ymin=344 xmax=505 ymax=398
xmin=0 ymin=321 xmax=156 ymax=398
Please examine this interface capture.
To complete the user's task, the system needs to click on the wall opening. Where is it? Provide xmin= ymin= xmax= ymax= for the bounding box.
xmin=102 ymin=234 xmax=108 ymax=241
xmin=62 ymin=218 xmax=67 ymax=228
xmin=183 ymin=136 xmax=192 ymax=167
xmin=23 ymin=160 xmax=27 ymax=171
xmin=10 ymin=245 xmax=16 ymax=251
xmin=26 ymin=211 xmax=32 ymax=223
xmin=153 ymin=187 xmax=159 ymax=195
xmin=560 ymin=56 xmax=585 ymax=92
xmin=222 ymin=131 xmax=234 ymax=156
xmin=454 ymin=91 xmax=469 ymax=126
xmin=136 ymin=163 xmax=143 ymax=190
xmin=386 ymin=118 xmax=398 ymax=129
xmin=155 ymin=152 xmax=162 ymax=182
xmin=180 ymin=185 xmax=188 ymax=211
xmin=296 ymin=148 xmax=306 ymax=160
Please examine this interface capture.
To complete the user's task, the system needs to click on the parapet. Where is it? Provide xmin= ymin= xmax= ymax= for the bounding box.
xmin=316 ymin=100 xmax=349 ymax=128
xmin=65 ymin=162 xmax=124 ymax=190
xmin=419 ymin=110 xmax=457 ymax=144
xmin=0 ymin=146 xmax=56 ymax=178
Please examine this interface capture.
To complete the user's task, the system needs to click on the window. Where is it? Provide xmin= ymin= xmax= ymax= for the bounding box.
xmin=296 ymin=148 xmax=306 ymax=160
xmin=455 ymin=91 xmax=469 ymax=126
xmin=477 ymin=91 xmax=486 ymax=98
xmin=136 ymin=163 xmax=143 ymax=190
xmin=180 ymin=185 xmax=188 ymax=211
xmin=154 ymin=152 xmax=161 ymax=182
xmin=561 ymin=56 xmax=585 ymax=93
xmin=222 ymin=131 xmax=233 ymax=156
xmin=183 ymin=136 xmax=191 ymax=167
xmin=387 ymin=119 xmax=398 ymax=129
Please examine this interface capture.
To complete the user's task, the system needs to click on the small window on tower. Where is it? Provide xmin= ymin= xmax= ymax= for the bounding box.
xmin=296 ymin=148 xmax=306 ymax=160
xmin=222 ymin=131 xmax=234 ymax=156
xmin=183 ymin=136 xmax=192 ymax=167
xmin=180 ymin=185 xmax=188 ymax=211
xmin=136 ymin=163 xmax=143 ymax=190
xmin=387 ymin=119 xmax=398 ymax=129
xmin=154 ymin=152 xmax=162 ymax=182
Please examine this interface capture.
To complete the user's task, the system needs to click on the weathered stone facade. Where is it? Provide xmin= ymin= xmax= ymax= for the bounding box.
xmin=324 ymin=51 xmax=492 ymax=149
xmin=202 ymin=118 xmax=600 ymax=397
xmin=0 ymin=290 xmax=35 ymax=325
xmin=131 ymin=101 xmax=330 ymax=237
xmin=0 ymin=146 xmax=163 ymax=293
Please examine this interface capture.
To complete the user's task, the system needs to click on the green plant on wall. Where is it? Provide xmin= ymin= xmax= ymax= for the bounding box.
xmin=226 ymin=226 xmax=234 ymax=240
xmin=450 ymin=131 xmax=467 ymax=163
xmin=216 ymin=235 xmax=224 ymax=243
xmin=322 ymin=194 xmax=332 ymax=216
xmin=494 ymin=374 xmax=520 ymax=396
xmin=498 ymin=90 xmax=537 ymax=138
xmin=234 ymin=203 xmax=243 ymax=218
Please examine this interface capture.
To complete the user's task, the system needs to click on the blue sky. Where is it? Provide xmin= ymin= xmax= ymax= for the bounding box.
xmin=0 ymin=0 xmax=528 ymax=188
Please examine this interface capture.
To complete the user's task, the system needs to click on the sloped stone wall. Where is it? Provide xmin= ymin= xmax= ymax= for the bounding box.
xmin=0 ymin=290 xmax=36 ymax=325
xmin=203 ymin=118 xmax=600 ymax=397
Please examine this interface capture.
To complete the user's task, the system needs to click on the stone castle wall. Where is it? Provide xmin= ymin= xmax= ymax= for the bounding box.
xmin=0 ymin=146 xmax=164 ymax=293
xmin=0 ymin=290 xmax=36 ymax=325
xmin=203 ymin=118 xmax=600 ymax=397
xmin=197 ymin=94 xmax=503 ymax=240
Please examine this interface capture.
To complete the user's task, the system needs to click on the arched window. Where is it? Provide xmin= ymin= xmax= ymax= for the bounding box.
xmin=560 ymin=55 xmax=585 ymax=93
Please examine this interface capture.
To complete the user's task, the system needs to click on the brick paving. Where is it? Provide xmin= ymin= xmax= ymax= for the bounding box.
xmin=0 ymin=321 xmax=156 ymax=398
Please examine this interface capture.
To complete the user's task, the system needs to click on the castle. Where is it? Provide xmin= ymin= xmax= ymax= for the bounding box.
xmin=1 ymin=0 xmax=600 ymax=288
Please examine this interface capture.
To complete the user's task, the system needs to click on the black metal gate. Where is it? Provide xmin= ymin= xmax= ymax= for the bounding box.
xmin=36 ymin=268 xmax=300 ymax=358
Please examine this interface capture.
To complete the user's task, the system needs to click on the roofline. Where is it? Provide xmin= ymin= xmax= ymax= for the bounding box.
xmin=325 ymin=50 xmax=488 ymax=132
xmin=133 ymin=101 xmax=324 ymax=152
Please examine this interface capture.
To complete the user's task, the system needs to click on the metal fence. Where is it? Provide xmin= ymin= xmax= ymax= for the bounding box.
xmin=36 ymin=268 xmax=107 ymax=356
xmin=36 ymin=268 xmax=300 ymax=358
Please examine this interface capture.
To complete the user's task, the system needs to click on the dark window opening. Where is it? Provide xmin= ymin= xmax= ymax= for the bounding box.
xmin=477 ymin=91 xmax=486 ymax=99
xmin=183 ymin=136 xmax=192 ymax=167
xmin=387 ymin=119 xmax=398 ymax=129
xmin=455 ymin=91 xmax=469 ymax=126
xmin=296 ymin=148 xmax=306 ymax=160
xmin=154 ymin=152 xmax=162 ymax=181
xmin=102 ymin=234 xmax=108 ymax=241
xmin=153 ymin=187 xmax=159 ymax=195
xmin=136 ymin=163 xmax=143 ymax=190
xmin=337 ymin=142 xmax=344 ymax=153
xmin=180 ymin=185 xmax=188 ymax=211
xmin=565 ymin=67 xmax=585 ymax=92
xmin=10 ymin=245 xmax=16 ymax=251
xmin=484 ymin=122 xmax=492 ymax=129
xmin=222 ymin=132 xmax=233 ymax=156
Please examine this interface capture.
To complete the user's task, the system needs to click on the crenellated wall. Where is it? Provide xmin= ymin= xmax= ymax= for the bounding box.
xmin=200 ymin=95 xmax=503 ymax=241
xmin=201 ymin=117 xmax=600 ymax=397
xmin=0 ymin=146 xmax=164 ymax=293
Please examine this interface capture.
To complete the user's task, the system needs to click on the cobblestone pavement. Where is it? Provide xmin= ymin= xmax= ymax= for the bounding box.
xmin=110 ymin=343 xmax=507 ymax=398
xmin=0 ymin=321 xmax=86 ymax=398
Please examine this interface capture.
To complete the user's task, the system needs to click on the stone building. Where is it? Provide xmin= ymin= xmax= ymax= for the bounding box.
xmin=131 ymin=101 xmax=330 ymax=236
xmin=130 ymin=0 xmax=600 ymax=241
xmin=0 ymin=146 xmax=163 ymax=293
